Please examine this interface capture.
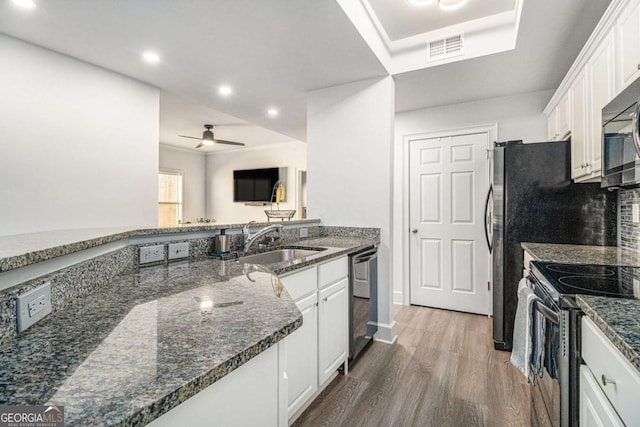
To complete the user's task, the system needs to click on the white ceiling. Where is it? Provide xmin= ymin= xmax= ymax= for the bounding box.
xmin=394 ymin=0 xmax=612 ymax=113
xmin=366 ymin=0 xmax=516 ymax=41
xmin=160 ymin=91 xmax=297 ymax=152
xmin=0 ymin=0 xmax=614 ymax=140
xmin=0 ymin=0 xmax=387 ymax=143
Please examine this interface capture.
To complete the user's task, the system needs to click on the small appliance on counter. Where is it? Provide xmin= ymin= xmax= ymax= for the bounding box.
xmin=491 ymin=140 xmax=617 ymax=352
xmin=528 ymin=261 xmax=639 ymax=426
xmin=213 ymin=229 xmax=230 ymax=255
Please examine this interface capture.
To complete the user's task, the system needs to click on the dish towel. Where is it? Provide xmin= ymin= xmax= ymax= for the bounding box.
xmin=531 ymin=310 xmax=546 ymax=378
xmin=510 ymin=278 xmax=541 ymax=382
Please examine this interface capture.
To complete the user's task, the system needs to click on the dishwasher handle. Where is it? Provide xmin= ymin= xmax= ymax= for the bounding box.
xmin=353 ymin=249 xmax=378 ymax=264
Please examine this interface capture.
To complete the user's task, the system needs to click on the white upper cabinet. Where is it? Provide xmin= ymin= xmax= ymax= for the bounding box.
xmin=570 ymin=67 xmax=590 ymax=180
xmin=587 ymin=29 xmax=616 ymax=178
xmin=617 ymin=0 xmax=640 ymax=89
xmin=547 ymin=91 xmax=570 ymax=141
xmin=557 ymin=91 xmax=572 ymax=139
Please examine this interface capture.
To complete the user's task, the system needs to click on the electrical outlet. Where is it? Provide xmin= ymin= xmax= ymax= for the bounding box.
xmin=633 ymin=204 xmax=640 ymax=223
xmin=139 ymin=245 xmax=164 ymax=264
xmin=168 ymin=242 xmax=189 ymax=260
xmin=16 ymin=282 xmax=52 ymax=333
xmin=299 ymin=227 xmax=308 ymax=238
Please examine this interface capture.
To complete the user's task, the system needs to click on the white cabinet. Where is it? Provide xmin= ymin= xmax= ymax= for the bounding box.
xmin=318 ymin=277 xmax=349 ymax=385
xmin=580 ymin=365 xmax=624 ymax=427
xmin=547 ymin=108 xmax=558 ymax=141
xmin=546 ymin=92 xmax=571 ymax=141
xmin=149 ymin=344 xmax=281 ymax=427
xmin=581 ymin=316 xmax=640 ymax=426
xmin=617 ymin=0 xmax=640 ymax=89
xmin=586 ymin=29 xmax=616 ymax=178
xmin=282 ymin=291 xmax=318 ymax=417
xmin=570 ymin=67 xmax=590 ymax=180
xmin=279 ymin=256 xmax=349 ymax=421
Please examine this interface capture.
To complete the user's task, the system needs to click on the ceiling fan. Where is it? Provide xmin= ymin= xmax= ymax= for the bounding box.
xmin=179 ymin=124 xmax=246 ymax=148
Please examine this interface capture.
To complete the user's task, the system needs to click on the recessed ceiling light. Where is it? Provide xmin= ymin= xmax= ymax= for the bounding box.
xmin=267 ymin=108 xmax=279 ymax=117
xmin=438 ymin=0 xmax=467 ymax=11
xmin=407 ymin=0 xmax=436 ymax=6
xmin=11 ymin=0 xmax=36 ymax=9
xmin=218 ymin=86 xmax=233 ymax=96
xmin=142 ymin=51 xmax=160 ymax=64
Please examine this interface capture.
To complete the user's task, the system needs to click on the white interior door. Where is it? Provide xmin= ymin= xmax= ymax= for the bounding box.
xmin=409 ymin=133 xmax=490 ymax=315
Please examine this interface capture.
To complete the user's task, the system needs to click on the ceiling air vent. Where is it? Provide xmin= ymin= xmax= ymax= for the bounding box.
xmin=428 ymin=34 xmax=464 ymax=61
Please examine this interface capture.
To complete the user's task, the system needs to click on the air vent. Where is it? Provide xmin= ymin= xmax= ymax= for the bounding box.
xmin=428 ymin=34 xmax=464 ymax=61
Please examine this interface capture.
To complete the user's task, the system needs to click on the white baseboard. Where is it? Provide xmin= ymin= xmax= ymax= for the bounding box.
xmin=373 ymin=320 xmax=397 ymax=344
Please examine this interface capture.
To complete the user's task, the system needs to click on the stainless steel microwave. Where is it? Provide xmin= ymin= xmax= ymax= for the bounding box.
xmin=602 ymin=77 xmax=640 ymax=188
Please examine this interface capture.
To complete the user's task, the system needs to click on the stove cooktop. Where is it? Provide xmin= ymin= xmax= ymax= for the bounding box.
xmin=530 ymin=261 xmax=640 ymax=300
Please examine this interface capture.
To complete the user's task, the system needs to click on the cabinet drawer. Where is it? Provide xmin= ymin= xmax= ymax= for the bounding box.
xmin=580 ymin=365 xmax=624 ymax=426
xmin=280 ymin=266 xmax=317 ymax=300
xmin=582 ymin=317 xmax=640 ymax=425
xmin=318 ymin=257 xmax=348 ymax=289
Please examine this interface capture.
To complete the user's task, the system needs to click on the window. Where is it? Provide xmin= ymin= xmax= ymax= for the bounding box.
xmin=158 ymin=171 xmax=183 ymax=227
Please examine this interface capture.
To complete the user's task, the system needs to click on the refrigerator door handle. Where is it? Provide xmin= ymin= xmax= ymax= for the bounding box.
xmin=484 ymin=185 xmax=493 ymax=253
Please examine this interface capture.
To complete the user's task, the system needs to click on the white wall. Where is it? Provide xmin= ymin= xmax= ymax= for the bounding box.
xmin=205 ymin=142 xmax=307 ymax=223
xmin=159 ymin=145 xmax=206 ymax=222
xmin=307 ymin=76 xmax=396 ymax=343
xmin=392 ymin=89 xmax=551 ymax=304
xmin=0 ymin=35 xmax=159 ymax=236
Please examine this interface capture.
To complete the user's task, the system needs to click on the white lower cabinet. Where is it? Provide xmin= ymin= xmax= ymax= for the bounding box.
xmin=318 ymin=277 xmax=349 ymax=385
xmin=284 ymin=292 xmax=318 ymax=417
xmin=279 ymin=256 xmax=349 ymax=422
xmin=580 ymin=365 xmax=624 ymax=427
xmin=148 ymin=344 xmax=282 ymax=427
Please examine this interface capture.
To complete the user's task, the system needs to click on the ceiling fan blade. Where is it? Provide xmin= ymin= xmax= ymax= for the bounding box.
xmin=178 ymin=135 xmax=202 ymax=140
xmin=214 ymin=139 xmax=246 ymax=146
xmin=195 ymin=142 xmax=204 ymax=149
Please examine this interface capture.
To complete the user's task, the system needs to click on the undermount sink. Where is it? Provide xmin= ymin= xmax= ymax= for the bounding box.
xmin=238 ymin=246 xmax=326 ymax=265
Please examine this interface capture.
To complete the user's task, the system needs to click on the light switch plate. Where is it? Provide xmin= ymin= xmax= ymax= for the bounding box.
xmin=299 ymin=228 xmax=308 ymax=238
xmin=633 ymin=204 xmax=640 ymax=223
xmin=139 ymin=245 xmax=164 ymax=264
xmin=16 ymin=282 xmax=52 ymax=333
xmin=168 ymin=242 xmax=189 ymax=260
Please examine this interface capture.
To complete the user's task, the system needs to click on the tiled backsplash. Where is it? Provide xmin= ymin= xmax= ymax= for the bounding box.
xmin=619 ymin=188 xmax=640 ymax=251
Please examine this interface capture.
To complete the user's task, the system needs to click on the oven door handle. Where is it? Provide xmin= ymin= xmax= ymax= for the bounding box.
xmin=534 ymin=300 xmax=559 ymax=325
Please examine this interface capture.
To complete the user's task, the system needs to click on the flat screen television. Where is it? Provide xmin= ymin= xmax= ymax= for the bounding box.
xmin=233 ymin=167 xmax=280 ymax=202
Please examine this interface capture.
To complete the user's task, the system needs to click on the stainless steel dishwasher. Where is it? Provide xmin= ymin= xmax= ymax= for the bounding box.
xmin=348 ymin=245 xmax=378 ymax=361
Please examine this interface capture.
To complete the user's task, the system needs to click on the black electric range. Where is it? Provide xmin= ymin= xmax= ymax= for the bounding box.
xmin=530 ymin=261 xmax=640 ymax=308
xmin=528 ymin=261 xmax=640 ymax=427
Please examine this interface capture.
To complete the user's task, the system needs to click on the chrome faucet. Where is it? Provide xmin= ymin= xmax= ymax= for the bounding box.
xmin=243 ymin=221 xmax=283 ymax=252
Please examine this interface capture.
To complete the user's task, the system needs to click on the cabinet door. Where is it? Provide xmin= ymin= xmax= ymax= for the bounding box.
xmin=285 ymin=292 xmax=318 ymax=419
xmin=618 ymin=0 xmax=640 ymax=89
xmin=547 ymin=109 xmax=558 ymax=141
xmin=588 ymin=30 xmax=616 ymax=176
xmin=557 ymin=91 xmax=571 ymax=139
xmin=580 ymin=366 xmax=624 ymax=427
xmin=570 ymin=67 xmax=590 ymax=180
xmin=318 ymin=277 xmax=348 ymax=386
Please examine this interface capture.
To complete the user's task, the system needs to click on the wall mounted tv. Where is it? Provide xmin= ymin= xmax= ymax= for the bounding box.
xmin=233 ymin=167 xmax=281 ymax=202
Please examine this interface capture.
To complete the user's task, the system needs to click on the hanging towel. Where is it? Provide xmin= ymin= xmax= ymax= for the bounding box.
xmin=510 ymin=278 xmax=541 ymax=382
xmin=531 ymin=310 xmax=546 ymax=378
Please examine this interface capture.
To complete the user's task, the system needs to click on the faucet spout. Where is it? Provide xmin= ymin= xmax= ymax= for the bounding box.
xmin=243 ymin=222 xmax=284 ymax=252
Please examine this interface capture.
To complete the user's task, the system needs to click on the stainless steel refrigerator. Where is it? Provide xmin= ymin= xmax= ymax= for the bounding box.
xmin=491 ymin=140 xmax=617 ymax=351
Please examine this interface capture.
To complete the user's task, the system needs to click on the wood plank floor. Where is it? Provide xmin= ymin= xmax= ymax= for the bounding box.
xmin=293 ymin=305 xmax=532 ymax=427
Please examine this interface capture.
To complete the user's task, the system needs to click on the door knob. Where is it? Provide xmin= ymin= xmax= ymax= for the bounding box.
xmin=412 ymin=229 xmax=418 ymax=234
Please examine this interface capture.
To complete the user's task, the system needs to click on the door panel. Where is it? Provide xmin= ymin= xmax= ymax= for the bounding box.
xmin=410 ymin=133 xmax=490 ymax=315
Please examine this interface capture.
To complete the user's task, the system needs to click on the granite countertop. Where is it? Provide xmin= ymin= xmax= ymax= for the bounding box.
xmin=0 ymin=219 xmax=321 ymax=273
xmin=0 ymin=236 xmax=374 ymax=425
xmin=522 ymin=242 xmax=640 ymax=267
xmin=0 ymin=259 xmax=299 ymax=426
xmin=576 ymin=295 xmax=640 ymax=374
